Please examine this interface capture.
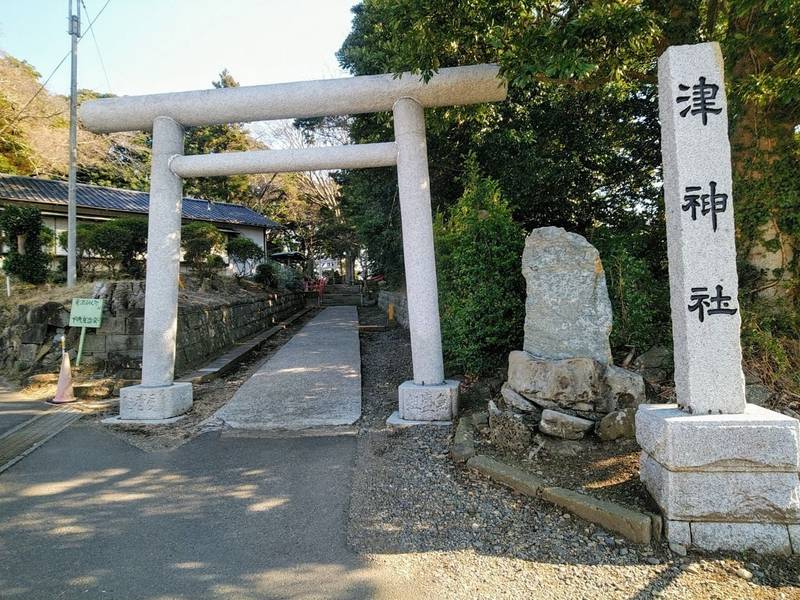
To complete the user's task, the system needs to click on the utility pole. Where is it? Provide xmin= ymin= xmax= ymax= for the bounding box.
xmin=66 ymin=0 xmax=80 ymax=287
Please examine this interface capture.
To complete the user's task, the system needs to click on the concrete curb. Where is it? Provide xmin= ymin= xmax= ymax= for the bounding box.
xmin=465 ymin=452 xmax=659 ymax=544
xmin=451 ymin=415 xmax=475 ymax=463
xmin=177 ymin=306 xmax=313 ymax=385
xmin=467 ymin=455 xmax=544 ymax=497
xmin=541 ymin=485 xmax=653 ymax=544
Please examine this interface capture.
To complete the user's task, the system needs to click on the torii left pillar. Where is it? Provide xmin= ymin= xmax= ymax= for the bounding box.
xmin=119 ymin=116 xmax=192 ymax=420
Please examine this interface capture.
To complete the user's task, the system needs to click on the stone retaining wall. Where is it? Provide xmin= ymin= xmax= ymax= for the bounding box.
xmin=0 ymin=280 xmax=305 ymax=382
xmin=377 ymin=290 xmax=408 ymax=328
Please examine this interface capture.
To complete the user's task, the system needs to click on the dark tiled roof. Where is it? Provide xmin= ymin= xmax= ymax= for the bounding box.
xmin=0 ymin=175 xmax=281 ymax=229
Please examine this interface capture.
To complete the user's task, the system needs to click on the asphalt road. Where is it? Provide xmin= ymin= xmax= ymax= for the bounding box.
xmin=0 ymin=423 xmax=418 ymax=600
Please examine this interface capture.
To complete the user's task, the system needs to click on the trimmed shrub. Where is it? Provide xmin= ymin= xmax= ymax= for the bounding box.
xmin=58 ymin=217 xmax=148 ymax=278
xmin=226 ymin=236 xmax=264 ymax=278
xmin=0 ymin=205 xmax=49 ymax=283
xmin=254 ymin=262 xmax=279 ymax=288
xmin=435 ymin=159 xmax=526 ymax=377
xmin=181 ymin=221 xmax=225 ymax=278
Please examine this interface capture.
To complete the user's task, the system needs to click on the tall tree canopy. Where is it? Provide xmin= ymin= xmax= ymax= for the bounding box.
xmin=332 ymin=0 xmax=799 ymax=301
xmin=183 ymin=70 xmax=255 ymax=204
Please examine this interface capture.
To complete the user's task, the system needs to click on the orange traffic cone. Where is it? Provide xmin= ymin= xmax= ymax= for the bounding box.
xmin=51 ymin=351 xmax=76 ymax=404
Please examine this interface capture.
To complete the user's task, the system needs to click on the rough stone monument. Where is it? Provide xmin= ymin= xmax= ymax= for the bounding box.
xmin=522 ymin=227 xmax=612 ymax=364
xmin=636 ymin=42 xmax=799 ymax=554
xmin=500 ymin=227 xmax=646 ymax=441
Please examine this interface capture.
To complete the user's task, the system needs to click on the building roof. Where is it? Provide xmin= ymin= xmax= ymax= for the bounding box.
xmin=0 ymin=175 xmax=281 ymax=229
xmin=271 ymin=251 xmax=306 ymax=263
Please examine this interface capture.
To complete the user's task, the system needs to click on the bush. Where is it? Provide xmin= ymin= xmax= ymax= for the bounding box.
xmin=58 ymin=217 xmax=148 ymax=278
xmin=58 ymin=223 xmax=95 ymax=278
xmin=254 ymin=262 xmax=278 ymax=288
xmin=226 ymin=236 xmax=264 ymax=278
xmin=181 ymin=221 xmax=225 ymax=278
xmin=740 ymin=297 xmax=800 ymax=403
xmin=0 ymin=205 xmax=49 ymax=283
xmin=254 ymin=261 xmax=303 ymax=291
xmin=435 ymin=158 xmax=526 ymax=377
xmin=597 ymin=240 xmax=670 ymax=353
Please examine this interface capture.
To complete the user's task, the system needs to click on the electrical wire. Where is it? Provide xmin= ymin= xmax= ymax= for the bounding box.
xmin=81 ymin=0 xmax=112 ymax=93
xmin=0 ymin=0 xmax=114 ymax=135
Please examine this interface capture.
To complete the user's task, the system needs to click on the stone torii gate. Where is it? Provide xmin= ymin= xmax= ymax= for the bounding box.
xmin=80 ymin=65 xmax=507 ymax=424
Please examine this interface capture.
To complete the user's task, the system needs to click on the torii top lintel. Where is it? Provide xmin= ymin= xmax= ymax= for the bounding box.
xmin=80 ymin=64 xmax=507 ymax=134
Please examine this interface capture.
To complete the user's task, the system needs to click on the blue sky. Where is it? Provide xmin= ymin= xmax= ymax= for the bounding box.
xmin=0 ymin=0 xmax=359 ymax=97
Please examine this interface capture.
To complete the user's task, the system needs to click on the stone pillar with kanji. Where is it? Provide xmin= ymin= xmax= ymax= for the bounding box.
xmin=636 ymin=42 xmax=800 ymax=555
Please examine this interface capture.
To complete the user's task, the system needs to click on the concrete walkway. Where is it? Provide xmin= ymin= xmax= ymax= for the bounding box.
xmin=0 ymin=423 xmax=417 ymax=600
xmin=214 ymin=307 xmax=362 ymax=430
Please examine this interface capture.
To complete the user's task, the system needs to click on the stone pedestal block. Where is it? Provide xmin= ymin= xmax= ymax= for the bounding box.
xmin=665 ymin=519 xmax=794 ymax=555
xmin=119 ymin=382 xmax=193 ymax=420
xmin=691 ymin=522 xmax=793 ymax=555
xmin=640 ymin=453 xmax=800 ymax=523
xmin=789 ymin=524 xmax=800 ymax=553
xmin=637 ymin=403 xmax=800 ymax=472
xmin=638 ymin=402 xmax=800 ymax=554
xmin=398 ymin=380 xmax=459 ymax=422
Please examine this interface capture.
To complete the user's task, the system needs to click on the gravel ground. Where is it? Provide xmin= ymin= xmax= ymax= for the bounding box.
xmin=477 ymin=433 xmax=657 ymax=513
xmin=351 ymin=306 xmax=800 ymax=600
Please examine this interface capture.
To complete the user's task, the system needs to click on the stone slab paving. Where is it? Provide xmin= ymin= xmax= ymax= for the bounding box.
xmin=214 ymin=306 xmax=362 ymax=430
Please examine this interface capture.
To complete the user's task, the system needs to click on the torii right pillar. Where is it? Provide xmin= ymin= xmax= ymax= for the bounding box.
xmin=636 ymin=42 xmax=800 ymax=555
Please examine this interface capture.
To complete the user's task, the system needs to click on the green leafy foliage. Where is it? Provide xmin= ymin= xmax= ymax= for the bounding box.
xmin=0 ymin=206 xmax=49 ymax=283
xmin=253 ymin=262 xmax=279 ymax=289
xmin=183 ymin=71 xmax=254 ymax=204
xmin=226 ymin=236 xmax=264 ymax=278
xmin=435 ymin=159 xmax=525 ymax=376
xmin=253 ymin=260 xmax=303 ymax=291
xmin=740 ymin=296 xmax=800 ymax=402
xmin=333 ymin=1 xmax=664 ymax=286
xmin=57 ymin=217 xmax=148 ymax=279
xmin=180 ymin=222 xmax=226 ymax=278
xmin=329 ymin=1 xmax=799 ymax=384
xmin=593 ymin=233 xmax=670 ymax=353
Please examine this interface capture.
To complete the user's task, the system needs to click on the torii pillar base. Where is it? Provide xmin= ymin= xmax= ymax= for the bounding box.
xmin=119 ymin=382 xmax=193 ymax=421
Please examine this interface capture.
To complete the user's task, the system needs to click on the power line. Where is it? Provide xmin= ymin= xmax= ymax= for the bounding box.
xmin=81 ymin=0 xmax=112 ymax=93
xmin=0 ymin=0 xmax=113 ymax=135
xmin=0 ymin=51 xmax=70 ymax=136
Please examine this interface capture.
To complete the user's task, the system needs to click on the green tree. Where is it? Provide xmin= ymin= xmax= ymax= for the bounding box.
xmin=58 ymin=217 xmax=148 ymax=278
xmin=337 ymin=0 xmax=800 ymax=299
xmin=435 ymin=159 xmax=525 ymax=376
xmin=0 ymin=206 xmax=49 ymax=283
xmin=181 ymin=221 xmax=225 ymax=278
xmin=332 ymin=1 xmax=669 ymax=284
xmin=226 ymin=236 xmax=265 ymax=278
xmin=183 ymin=70 xmax=254 ymax=204
xmin=58 ymin=223 xmax=96 ymax=278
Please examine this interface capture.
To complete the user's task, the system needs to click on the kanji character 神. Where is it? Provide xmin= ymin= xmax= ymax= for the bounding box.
xmin=681 ymin=181 xmax=728 ymax=231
